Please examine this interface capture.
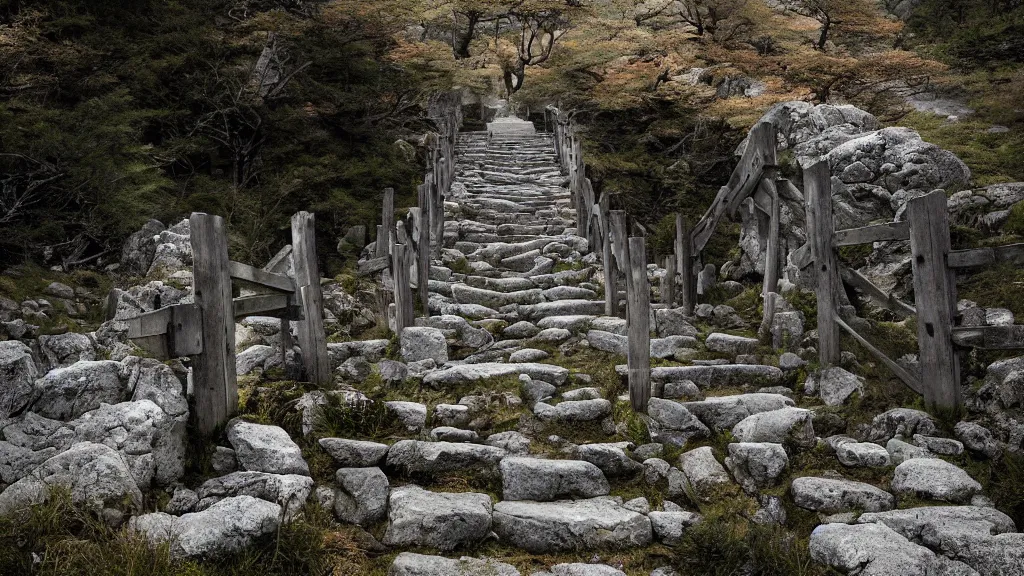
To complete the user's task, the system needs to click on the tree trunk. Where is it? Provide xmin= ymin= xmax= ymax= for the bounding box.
xmin=817 ymin=17 xmax=832 ymax=50
xmin=453 ymin=13 xmax=479 ymax=59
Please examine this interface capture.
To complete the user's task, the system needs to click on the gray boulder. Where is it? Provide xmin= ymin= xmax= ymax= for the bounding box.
xmin=0 ymin=341 xmax=37 ymax=418
xmin=31 ymin=360 xmax=127 ymax=420
xmin=501 ymin=457 xmax=609 ymax=501
xmin=0 ymin=441 xmax=142 ymax=521
xmin=867 ymin=408 xmax=937 ymax=443
xmin=791 ymin=476 xmax=895 ymax=513
xmin=129 ymin=495 xmax=280 ymax=559
xmin=677 ymin=447 xmax=732 ymax=499
xmin=704 ymin=333 xmax=758 ymax=356
xmin=400 ymin=327 xmax=448 ymax=364
xmin=121 ymin=219 xmax=165 ymax=276
xmin=807 ymin=367 xmax=864 ymax=406
xmin=385 ymin=401 xmax=428 ymax=432
xmin=891 ymin=458 xmax=981 ymax=503
xmin=382 ymin=485 xmax=492 ymax=550
xmin=534 ymin=399 xmax=612 ymax=423
xmin=334 ymin=467 xmax=389 ymax=526
xmin=38 ymin=333 xmax=96 ymax=369
xmin=492 ymin=497 xmax=652 ymax=553
xmin=836 ymin=441 xmax=892 ymax=468
xmin=575 ymin=444 xmax=642 ymax=477
xmin=682 ymin=393 xmax=794 ymax=430
xmin=195 ymin=471 xmax=313 ymax=520
xmin=954 ymin=422 xmax=1002 ymax=459
xmin=318 ymin=438 xmax=389 ymax=467
xmin=646 ymin=398 xmax=711 ymax=447
xmin=388 ymin=553 xmax=521 ymax=576
xmin=731 ymin=407 xmax=815 ymax=448
xmin=810 ymin=522 xmax=979 ymax=576
xmin=226 ymin=419 xmax=309 ymax=476
xmin=724 ymin=442 xmax=789 ymax=493
xmin=648 ymin=511 xmax=702 ymax=546
xmin=386 ymin=440 xmax=506 ymax=477
xmin=424 ymin=362 xmax=568 ymax=387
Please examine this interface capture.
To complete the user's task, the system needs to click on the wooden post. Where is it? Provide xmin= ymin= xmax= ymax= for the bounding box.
xmin=392 ymin=243 xmax=414 ymax=336
xmin=676 ymin=215 xmax=695 ymax=315
xmin=189 ymin=213 xmax=236 ymax=435
xmin=610 ymin=210 xmax=628 ymax=317
xmin=805 ymin=161 xmax=841 ymax=367
xmin=762 ymin=176 xmax=781 ymax=331
xmin=375 ymin=224 xmax=387 ymax=259
xmin=382 ymin=187 xmax=395 ymax=243
xmin=662 ymin=255 xmax=676 ymax=305
xmin=600 ymin=209 xmax=618 ymax=317
xmin=907 ymin=190 xmax=962 ymax=412
xmin=626 ymin=236 xmax=652 ymax=411
xmin=417 ymin=183 xmax=431 ymax=316
xmin=291 ymin=211 xmax=331 ymax=386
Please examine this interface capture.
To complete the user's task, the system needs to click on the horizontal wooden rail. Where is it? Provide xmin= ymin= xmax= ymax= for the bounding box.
xmin=834 ymin=221 xmax=910 ymax=247
xmin=839 ymin=266 xmax=916 ymax=317
xmin=952 ymin=325 xmax=1024 ymax=350
xmin=229 ymin=261 xmax=295 ymax=293
xmin=836 ymin=316 xmax=923 ymax=395
xmin=948 ymin=243 xmax=1024 ymax=269
xmin=126 ymin=303 xmax=203 ymax=359
xmin=232 ymin=293 xmax=300 ymax=319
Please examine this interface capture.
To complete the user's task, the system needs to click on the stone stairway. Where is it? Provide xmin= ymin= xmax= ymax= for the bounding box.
xmin=71 ymin=116 xmax=1019 ymax=576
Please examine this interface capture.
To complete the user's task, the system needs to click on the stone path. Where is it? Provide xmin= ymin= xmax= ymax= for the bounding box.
xmin=4 ymin=116 xmax=1021 ymax=576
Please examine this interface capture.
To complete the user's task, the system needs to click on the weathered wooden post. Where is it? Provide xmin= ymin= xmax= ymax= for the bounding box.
xmin=417 ymin=183 xmax=431 ymax=316
xmin=599 ymin=208 xmax=618 ymax=317
xmin=189 ymin=213 xmax=237 ymax=435
xmin=376 ymin=188 xmax=395 ymax=260
xmin=662 ymin=255 xmax=676 ymax=305
xmin=610 ymin=210 xmax=629 ymax=317
xmin=805 ymin=161 xmax=841 ymax=367
xmin=676 ymin=214 xmax=695 ymax=315
xmin=626 ymin=236 xmax=652 ymax=411
xmin=762 ymin=180 xmax=781 ymax=299
xmin=291 ymin=211 xmax=331 ymax=386
xmin=908 ymin=190 xmax=962 ymax=412
xmin=392 ymin=243 xmax=414 ymax=336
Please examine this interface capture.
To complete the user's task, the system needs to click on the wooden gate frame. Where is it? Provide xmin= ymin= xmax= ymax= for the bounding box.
xmin=125 ymin=211 xmax=330 ymax=435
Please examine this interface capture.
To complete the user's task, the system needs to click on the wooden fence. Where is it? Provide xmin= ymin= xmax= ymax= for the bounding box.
xmin=360 ymin=91 xmax=463 ymax=337
xmin=125 ymin=211 xmax=329 ymax=435
xmin=549 ymin=109 xmax=1024 ymax=415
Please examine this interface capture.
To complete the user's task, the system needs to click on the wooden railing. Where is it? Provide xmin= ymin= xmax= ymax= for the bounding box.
xmin=125 ymin=211 xmax=329 ymax=435
xmin=361 ymin=91 xmax=462 ymax=336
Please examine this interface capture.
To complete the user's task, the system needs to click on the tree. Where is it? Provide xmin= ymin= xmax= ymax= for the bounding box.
xmin=790 ymin=0 xmax=899 ymax=50
xmin=499 ymin=0 xmax=586 ymax=95
xmin=676 ymin=0 xmax=751 ymax=40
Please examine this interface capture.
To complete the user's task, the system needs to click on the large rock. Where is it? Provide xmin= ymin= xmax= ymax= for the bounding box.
xmin=891 ymin=458 xmax=981 ymax=503
xmin=129 ymin=495 xmax=281 ymax=559
xmin=194 ymin=471 xmax=313 ymax=520
xmin=121 ymin=219 xmax=165 ymax=276
xmin=791 ymin=476 xmax=894 ymax=513
xmin=492 ymin=497 xmax=653 ymax=553
xmin=0 ymin=441 xmax=142 ymax=520
xmin=867 ymin=408 xmax=937 ymax=443
xmin=807 ymin=367 xmax=864 ymax=406
xmin=71 ymin=399 xmax=186 ymax=488
xmin=387 ymin=553 xmax=521 ymax=576
xmin=646 ymin=397 xmax=711 ymax=447
xmin=424 ymin=362 xmax=569 ymax=386
xmin=386 ymin=440 xmax=506 ymax=477
xmin=534 ymin=399 xmax=612 ymax=423
xmin=731 ymin=407 xmax=815 ymax=448
xmin=835 ymin=441 xmax=892 ymax=468
xmin=0 ymin=340 xmax=37 ymax=418
xmin=857 ymin=506 xmax=1017 ymax=564
xmin=382 ymin=485 xmax=492 ymax=550
xmin=501 ymin=457 xmax=609 ymax=501
xmin=633 ymin=364 xmax=784 ymax=388
xmin=574 ymin=444 xmax=642 ymax=477
xmin=400 ymin=327 xmax=449 ymax=364
xmin=31 ymin=360 xmax=127 ymax=420
xmin=724 ymin=442 xmax=789 ymax=493
xmin=677 ymin=447 xmax=732 ymax=499
xmin=226 ymin=419 xmax=309 ymax=476
xmin=38 ymin=333 xmax=96 ymax=369
xmin=682 ymin=393 xmax=794 ymax=430
xmin=810 ymin=522 xmax=979 ymax=576
xmin=705 ymin=333 xmax=759 ymax=356
xmin=649 ymin=511 xmax=702 ymax=546
xmin=318 ymin=437 xmax=389 ymax=467
xmin=334 ymin=467 xmax=389 ymax=526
